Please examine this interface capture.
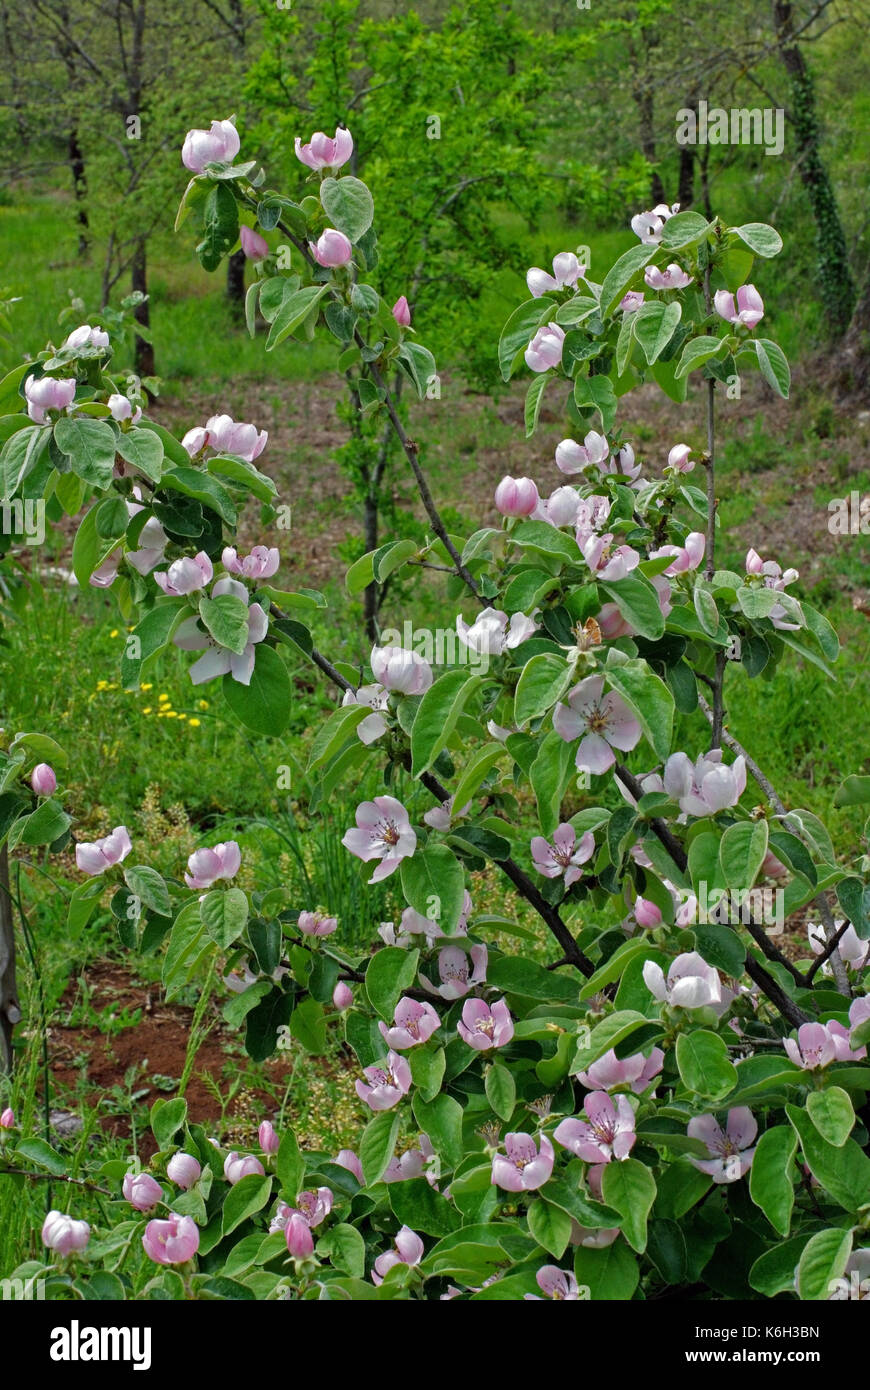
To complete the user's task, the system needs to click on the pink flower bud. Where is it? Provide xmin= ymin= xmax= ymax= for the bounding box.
xmin=64 ymin=324 xmax=109 ymax=352
xmin=333 ymin=981 xmax=353 ymax=1009
xmin=495 ymin=475 xmax=539 ymax=517
xmin=240 ymin=225 xmax=269 ymax=261
xmin=75 ymin=825 xmax=132 ymax=876
xmin=0 ymin=1107 xmax=14 ymax=1129
xmin=745 ymin=548 xmax=765 ymax=575
xmin=24 ymin=374 xmax=76 ymax=423
xmin=634 ymin=896 xmax=663 ymax=928
xmin=298 ymin=911 xmax=338 ymax=937
xmin=224 ymin=1151 xmax=265 ymax=1184
xmin=107 ymin=393 xmax=142 ymax=424
xmin=370 ymin=645 xmax=433 ymax=694
xmin=285 ymin=1212 xmax=314 ymax=1258
xmin=31 ymin=763 xmax=57 ymax=796
xmin=42 ymin=1210 xmax=90 ymax=1255
xmin=392 ymin=295 xmax=411 ymax=326
xmin=334 ymin=1149 xmax=364 ymax=1183
xmin=123 ymin=1171 xmax=164 ymax=1211
xmin=524 ymin=322 xmax=564 ymax=373
xmin=182 ymin=426 xmax=209 ymax=457
xmin=295 ymin=126 xmax=353 ymax=172
xmin=259 ymin=1121 xmax=280 ymax=1154
xmin=310 ymin=228 xmax=353 ymax=268
xmin=182 ymin=118 xmax=240 ymax=173
xmin=666 ymin=444 xmax=694 ymax=473
xmin=166 ymin=1152 xmax=201 ymax=1189
xmin=142 ymin=1213 xmax=200 ymax=1265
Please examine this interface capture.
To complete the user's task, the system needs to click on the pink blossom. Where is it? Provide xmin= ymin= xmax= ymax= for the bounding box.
xmin=142 ymin=1212 xmax=200 ymax=1265
xmin=688 ymin=1108 xmax=757 ymax=1182
xmin=631 ymin=202 xmax=680 ymax=245
xmin=574 ymin=494 xmax=612 ymax=543
xmin=273 ymin=1186 xmax=333 ymax=1231
xmin=107 ymin=393 xmax=141 ymax=423
xmin=24 ymin=373 xmax=76 ymax=423
xmin=576 ymin=1046 xmax=664 ymax=1094
xmin=75 ymin=825 xmax=132 ymax=876
xmin=334 ymin=1150 xmax=364 ymax=1183
xmin=184 ymin=840 xmax=241 ymax=890
xmin=166 ymin=1153 xmax=201 ymax=1189
xmin=126 ymin=512 xmax=168 ymax=577
xmin=524 ymin=322 xmax=565 ymax=373
xmin=744 ymin=548 xmax=800 ymax=629
xmin=526 ymin=252 xmax=584 ymax=298
xmin=371 ymin=645 xmax=433 ymax=694
xmin=456 ymin=606 xmax=538 ymax=655
xmin=285 ymin=1212 xmax=314 ymax=1258
xmin=604 ymin=442 xmax=643 ymax=486
xmin=665 ymin=443 xmax=694 ymax=473
xmin=258 ymin=1121 xmax=279 ymax=1154
xmin=42 ymin=1210 xmax=90 ymax=1255
xmin=355 ymin=1051 xmax=412 ymax=1111
xmin=580 ymin=532 xmax=641 ymax=582
xmin=808 ymin=920 xmax=869 ymax=975
xmin=342 ymin=795 xmax=416 ymax=882
xmin=204 ymin=413 xmax=268 ymax=462
xmin=784 ymin=1020 xmax=865 ymax=1070
xmin=31 ymin=763 xmax=57 ymax=796
xmin=333 ymin=981 xmax=353 ymax=1009
xmin=714 ymin=284 xmax=764 ymax=329
xmin=154 ymin=550 xmax=213 ymax=596
xmin=554 ymin=674 xmax=642 ymax=774
xmin=634 ymin=896 xmax=662 ymax=928
xmin=422 ymin=796 xmax=470 ymax=830
xmin=384 ymin=1137 xmax=435 ymax=1184
xmin=224 ymin=1152 xmax=265 ymax=1184
xmin=342 ymin=683 xmax=389 ymax=745
xmin=182 ymin=426 xmax=209 ymax=457
xmin=644 ymin=262 xmax=692 ymax=291
xmin=524 ymin=1266 xmax=583 ymax=1300
xmin=221 ymin=545 xmax=280 ymax=580
xmin=294 ymin=126 xmax=353 ymax=172
xmin=538 ymin=485 xmax=581 ymax=528
xmin=298 ymin=911 xmax=338 ymax=937
xmin=620 ymin=291 xmax=644 ymax=313
xmin=240 ymin=225 xmax=269 ymax=261
xmin=182 ymin=118 xmax=240 ymax=172
xmin=555 ymin=431 xmax=609 ymax=476
xmin=372 ymin=1225 xmax=424 ymax=1285
xmin=555 ymin=1092 xmax=636 ymax=1163
xmin=64 ymin=324 xmax=109 ymax=352
xmin=420 ymin=944 xmax=487 ymax=1000
xmin=491 ymin=1132 xmax=554 ymax=1192
xmin=311 ymin=228 xmax=353 ymax=268
xmin=531 ymin=823 xmax=595 ymax=887
xmin=643 ymin=951 xmax=734 ymax=1016
xmin=663 ymin=749 xmax=746 ymax=816
xmin=173 ymin=579 xmax=269 ymax=686
xmin=392 ymin=295 xmax=411 ymax=326
xmin=123 ymin=1171 xmax=163 ymax=1211
xmin=495 ymin=475 xmax=539 ymax=517
xmin=649 ymin=531 xmax=705 ymax=575
xmin=457 ymin=997 xmax=514 ymax=1051
xmin=0 ymin=1107 xmax=14 ymax=1129
xmin=378 ymin=997 xmax=440 ymax=1050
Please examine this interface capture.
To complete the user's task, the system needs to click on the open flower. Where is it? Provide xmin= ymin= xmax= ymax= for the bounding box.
xmin=371 ymin=645 xmax=433 ymax=694
xmin=524 ymin=1266 xmax=583 ymax=1300
xmin=524 ymin=322 xmax=565 ymax=372
xmin=784 ymin=1020 xmax=864 ymax=1070
xmin=378 ymin=998 xmax=440 ymax=1050
xmin=663 ymin=749 xmax=746 ymax=815
xmin=270 ymin=1186 xmax=333 ymax=1233
xmin=688 ymin=1108 xmax=757 ymax=1182
xmin=420 ymin=944 xmax=487 ymax=1000
xmin=526 ymin=252 xmax=585 ymax=298
xmin=456 ymin=607 xmax=537 ymax=655
xmin=580 ymin=532 xmax=640 ymax=582
xmin=342 ymin=683 xmax=389 ymax=745
xmin=221 ymin=545 xmax=279 ymax=580
xmin=75 ymin=826 xmax=132 ymax=876
xmin=555 ymin=1093 xmax=636 ymax=1163
xmin=630 ymin=202 xmax=680 ymax=245
xmin=295 ymin=125 xmax=353 ymax=171
xmin=342 ymin=795 xmax=416 ymax=882
xmin=644 ymin=262 xmax=692 ymax=290
xmin=555 ymin=431 xmax=609 ymax=476
xmin=531 ymin=823 xmax=595 ymax=887
xmin=491 ymin=1133 xmax=554 ymax=1192
xmin=184 ymin=841 xmax=240 ymax=890
xmin=576 ymin=1046 xmax=664 ymax=1095
xmin=107 ymin=392 xmax=142 ymax=424
xmin=385 ymin=1137 xmax=436 ymax=1184
xmin=64 ymin=324 xmax=109 ymax=352
xmin=714 ymin=284 xmax=764 ymax=329
xmin=665 ymin=443 xmax=694 ymax=473
xmin=154 ymin=551 xmax=213 ymax=596
xmin=457 ymin=997 xmax=514 ymax=1051
xmin=298 ymin=911 xmax=338 ymax=937
xmin=355 ymin=1052 xmax=413 ymax=1111
xmin=182 ymin=118 xmax=239 ymax=172
xmin=372 ymin=1225 xmax=424 ymax=1285
xmin=643 ymin=951 xmax=734 ymax=1016
xmin=142 ymin=1213 xmax=200 ymax=1265
xmin=649 ymin=531 xmax=705 ymax=575
xmin=204 ymin=413 xmax=268 ymax=462
xmin=554 ymin=674 xmax=642 ymax=774
xmin=24 ymin=374 xmax=76 ymax=422
xmin=173 ymin=578 xmax=269 ymax=686
xmin=808 ymin=920 xmax=870 ymax=975
xmin=620 ymin=290 xmax=644 ymax=313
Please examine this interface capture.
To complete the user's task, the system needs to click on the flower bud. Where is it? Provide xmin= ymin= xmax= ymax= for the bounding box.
xmin=31 ymin=763 xmax=57 ymax=796
xmin=311 ymin=228 xmax=353 ymax=268
xmin=166 ymin=1152 xmax=201 ymax=1189
xmin=142 ymin=1213 xmax=200 ymax=1265
xmin=0 ymin=1107 xmax=14 ymax=1129
xmin=42 ymin=1210 xmax=90 ymax=1254
xmin=285 ymin=1212 xmax=314 ymax=1258
xmin=224 ymin=1151 xmax=265 ymax=1184
xmin=392 ymin=295 xmax=411 ymax=326
xmin=123 ymin=1171 xmax=164 ymax=1211
xmin=240 ymin=225 xmax=269 ymax=261
xmin=333 ymin=981 xmax=353 ymax=1009
xmin=494 ymin=475 xmax=539 ymax=517
xmin=258 ymin=1121 xmax=280 ymax=1154
xmin=634 ymin=896 xmax=663 ymax=928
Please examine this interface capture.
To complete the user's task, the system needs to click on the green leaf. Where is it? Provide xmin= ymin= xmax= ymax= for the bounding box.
xmin=573 ymin=1240 xmax=638 ymax=1300
xmin=488 ymin=955 xmax=580 ymax=1006
xmin=796 ymin=1228 xmax=853 ymax=1302
xmin=12 ymin=1137 xmax=67 ymax=1176
xmin=527 ymin=1198 xmax=572 ymax=1258
xmin=754 ymin=338 xmax=790 ymax=398
xmin=120 ymin=601 xmax=187 ymax=689
xmin=603 ymin=659 xmax=674 ymax=760
xmin=197 ymin=182 xmax=239 ymax=271
xmin=833 ymin=775 xmax=870 ymax=808
xmin=572 ymin=375 xmax=617 ymax=432
xmin=450 ymin=743 xmax=505 ymax=820
xmin=265 ymin=285 xmax=329 ymax=351
xmin=412 ymin=1093 xmax=464 ymax=1168
xmin=18 ymin=798 xmax=71 ymax=846
xmin=730 ymin=222 xmax=783 ymax=258
xmin=498 ymin=298 xmax=556 ymax=381
xmin=719 ymin=820 xmax=768 ymax=891
xmin=161 ymin=466 xmax=237 ymax=525
xmin=599 ymin=573 xmax=666 ymax=640
xmin=360 ymin=1110 xmax=400 ymax=1186
xmin=675 ymin=1030 xmax=738 ymax=1100
xmin=221 ymin=1174 xmax=272 ymax=1237
xmin=201 ymin=887 xmax=249 ymax=949
xmin=1 ymin=424 xmax=50 ymax=495
xmin=514 ymin=653 xmax=575 ymax=727
xmin=530 ymin=731 xmax=575 ymax=838
xmin=571 ymin=1010 xmax=653 ymax=1071
xmin=317 ymin=1222 xmax=366 ymax=1278
xmin=600 ymin=1159 xmax=656 ymax=1252
xmin=115 ymin=427 xmax=164 ymax=483
xmin=411 ymin=670 xmax=482 ymax=777
xmin=289 ymin=997 xmax=327 ymax=1053
xmin=199 ymin=594 xmax=250 ymax=654
xmin=54 ymin=416 xmax=116 ymax=489
xmin=307 ymin=703 xmax=374 ymax=772
xmin=365 ymin=946 xmax=420 ymax=1022
xmin=400 ymin=845 xmax=466 ymax=936
xmin=524 ymin=374 xmax=548 ymax=437
xmin=409 ymin=1045 xmax=445 ymax=1102
xmin=150 ymin=1097 xmax=188 ymax=1148
xmin=484 ymin=1062 xmax=516 ymax=1121
xmin=806 ymin=1086 xmax=854 ymax=1147
xmin=388 ymin=1178 xmax=459 ymax=1237
xmin=675 ymin=335 xmax=727 ymax=379
xmin=599 ymin=244 xmax=655 ymax=318
xmin=659 ymin=210 xmax=711 ymax=250
xmin=222 ymin=645 xmax=291 ymax=736
xmin=207 ymin=453 xmax=277 ymax=501
xmin=787 ymin=1103 xmax=870 ymax=1212
xmin=276 ymin=1127 xmax=304 ymax=1200
xmin=123 ymin=865 xmax=171 ymax=917
xmin=748 ymin=1125 xmax=797 ymax=1237
xmin=632 ymin=300 xmax=682 ymax=364
xmin=320 ymin=175 xmax=374 ymax=241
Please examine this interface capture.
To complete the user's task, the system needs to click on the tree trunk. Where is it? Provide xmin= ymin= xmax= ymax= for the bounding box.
xmin=772 ymin=0 xmax=855 ymax=335
xmin=677 ymin=95 xmax=698 ymax=208
xmin=635 ymin=83 xmax=666 ymax=205
xmin=226 ymin=248 xmax=247 ymax=315
xmin=362 ymin=490 xmax=379 ymax=643
xmin=68 ymin=126 xmax=89 ymax=257
xmin=0 ymin=847 xmax=20 ymax=1075
xmin=131 ymin=239 xmax=155 ymax=378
